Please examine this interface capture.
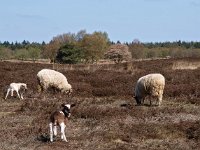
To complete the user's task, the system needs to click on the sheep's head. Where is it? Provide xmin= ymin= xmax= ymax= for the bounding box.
xmin=64 ymin=84 xmax=72 ymax=96
xmin=134 ymin=96 xmax=142 ymax=105
xmin=67 ymin=88 xmax=73 ymax=95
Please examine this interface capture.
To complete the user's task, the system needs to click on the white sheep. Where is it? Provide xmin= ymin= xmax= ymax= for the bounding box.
xmin=134 ymin=73 xmax=165 ymax=106
xmin=5 ymin=83 xmax=27 ymax=99
xmin=37 ymin=69 xmax=72 ymax=95
xmin=49 ymin=103 xmax=75 ymax=142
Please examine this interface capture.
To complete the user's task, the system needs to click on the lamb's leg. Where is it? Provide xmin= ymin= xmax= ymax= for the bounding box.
xmin=5 ymin=89 xmax=10 ymax=99
xmin=20 ymin=92 xmax=24 ymax=99
xmin=53 ymin=125 xmax=57 ymax=136
xmin=11 ymin=89 xmax=14 ymax=96
xmin=49 ymin=123 xmax=53 ymax=142
xmin=60 ymin=122 xmax=67 ymax=142
xmin=16 ymin=91 xmax=21 ymax=99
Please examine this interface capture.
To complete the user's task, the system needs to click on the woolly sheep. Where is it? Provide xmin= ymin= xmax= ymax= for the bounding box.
xmin=134 ymin=73 xmax=165 ymax=106
xmin=37 ymin=69 xmax=72 ymax=95
xmin=5 ymin=83 xmax=27 ymax=99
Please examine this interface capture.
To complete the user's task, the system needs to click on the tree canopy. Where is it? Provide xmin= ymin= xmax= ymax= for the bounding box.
xmin=0 ymin=31 xmax=200 ymax=63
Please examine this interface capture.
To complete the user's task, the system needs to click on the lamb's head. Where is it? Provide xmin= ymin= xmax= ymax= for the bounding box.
xmin=20 ymin=83 xmax=27 ymax=91
xmin=61 ymin=104 xmax=71 ymax=118
xmin=61 ymin=103 xmax=75 ymax=118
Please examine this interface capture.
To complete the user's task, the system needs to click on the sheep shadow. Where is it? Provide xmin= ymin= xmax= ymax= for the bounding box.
xmin=136 ymin=103 xmax=160 ymax=107
xmin=120 ymin=103 xmax=133 ymax=109
xmin=120 ymin=103 xmax=159 ymax=108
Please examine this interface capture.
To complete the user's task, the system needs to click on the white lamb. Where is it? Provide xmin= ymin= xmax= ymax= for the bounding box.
xmin=37 ymin=69 xmax=72 ymax=95
xmin=5 ymin=83 xmax=27 ymax=99
xmin=134 ymin=73 xmax=165 ymax=106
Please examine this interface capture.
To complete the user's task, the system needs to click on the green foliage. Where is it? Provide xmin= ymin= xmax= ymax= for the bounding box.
xmin=1 ymin=33 xmax=200 ymax=62
xmin=0 ymin=47 xmax=12 ymax=60
xmin=27 ymin=47 xmax=41 ymax=61
xmin=14 ymin=49 xmax=29 ymax=60
xmin=80 ymin=31 xmax=110 ymax=63
xmin=56 ymin=43 xmax=84 ymax=64
xmin=129 ymin=43 xmax=147 ymax=59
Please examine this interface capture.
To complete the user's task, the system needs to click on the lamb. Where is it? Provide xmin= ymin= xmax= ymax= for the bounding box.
xmin=134 ymin=73 xmax=165 ymax=106
xmin=5 ymin=83 xmax=27 ymax=99
xmin=37 ymin=69 xmax=72 ymax=95
xmin=49 ymin=103 xmax=75 ymax=142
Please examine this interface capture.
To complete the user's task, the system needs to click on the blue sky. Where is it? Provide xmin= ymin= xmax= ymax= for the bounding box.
xmin=0 ymin=0 xmax=200 ymax=43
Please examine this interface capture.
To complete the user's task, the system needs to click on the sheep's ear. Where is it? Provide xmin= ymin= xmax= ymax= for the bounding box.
xmin=133 ymin=96 xmax=138 ymax=100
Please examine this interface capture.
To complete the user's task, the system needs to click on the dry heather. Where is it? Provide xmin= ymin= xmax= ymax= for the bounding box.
xmin=0 ymin=58 xmax=200 ymax=150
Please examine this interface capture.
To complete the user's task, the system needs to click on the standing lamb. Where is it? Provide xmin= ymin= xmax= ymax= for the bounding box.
xmin=134 ymin=73 xmax=165 ymax=106
xmin=5 ymin=83 xmax=27 ymax=99
xmin=37 ymin=69 xmax=72 ymax=95
xmin=49 ymin=103 xmax=74 ymax=142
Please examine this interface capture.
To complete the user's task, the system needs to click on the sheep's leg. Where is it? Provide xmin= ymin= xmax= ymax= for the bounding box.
xmin=5 ymin=89 xmax=10 ymax=99
xmin=37 ymin=85 xmax=42 ymax=92
xmin=60 ymin=122 xmax=67 ymax=142
xmin=141 ymin=98 xmax=144 ymax=105
xmin=49 ymin=122 xmax=54 ymax=142
xmin=158 ymin=95 xmax=163 ymax=106
xmin=149 ymin=97 xmax=152 ymax=106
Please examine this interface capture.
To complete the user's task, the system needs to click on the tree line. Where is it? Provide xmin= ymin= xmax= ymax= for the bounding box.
xmin=0 ymin=30 xmax=200 ymax=63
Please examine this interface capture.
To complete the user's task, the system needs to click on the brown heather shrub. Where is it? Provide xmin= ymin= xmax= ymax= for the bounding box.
xmin=1 ymin=58 xmax=200 ymax=150
xmin=186 ymin=121 xmax=200 ymax=141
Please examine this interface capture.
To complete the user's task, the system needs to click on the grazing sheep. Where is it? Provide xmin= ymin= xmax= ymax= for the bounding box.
xmin=37 ymin=69 xmax=72 ymax=95
xmin=134 ymin=73 xmax=165 ymax=106
xmin=5 ymin=83 xmax=27 ymax=99
xmin=49 ymin=104 xmax=75 ymax=142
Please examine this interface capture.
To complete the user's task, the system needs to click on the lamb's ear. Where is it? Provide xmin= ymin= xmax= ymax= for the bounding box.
xmin=71 ymin=103 xmax=76 ymax=107
xmin=24 ymin=84 xmax=27 ymax=89
xmin=61 ymin=104 xmax=71 ymax=109
xmin=61 ymin=103 xmax=66 ymax=107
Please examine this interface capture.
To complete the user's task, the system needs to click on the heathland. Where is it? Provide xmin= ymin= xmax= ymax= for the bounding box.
xmin=0 ymin=58 xmax=200 ymax=150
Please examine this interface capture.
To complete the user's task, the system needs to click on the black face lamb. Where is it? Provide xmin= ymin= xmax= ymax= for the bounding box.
xmin=49 ymin=103 xmax=75 ymax=142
